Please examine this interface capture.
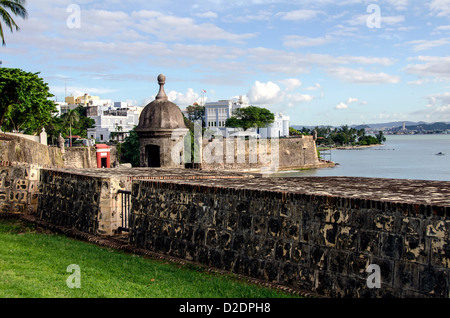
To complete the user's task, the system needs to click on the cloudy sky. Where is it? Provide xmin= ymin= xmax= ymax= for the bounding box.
xmin=2 ymin=0 xmax=450 ymax=126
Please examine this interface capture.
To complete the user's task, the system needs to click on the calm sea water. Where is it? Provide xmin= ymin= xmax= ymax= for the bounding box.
xmin=270 ymin=134 xmax=450 ymax=181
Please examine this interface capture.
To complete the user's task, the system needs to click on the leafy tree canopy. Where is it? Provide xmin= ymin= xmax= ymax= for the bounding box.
xmin=185 ymin=104 xmax=205 ymax=126
xmin=0 ymin=67 xmax=57 ymax=134
xmin=117 ymin=128 xmax=140 ymax=167
xmin=225 ymin=106 xmax=274 ymax=130
xmin=0 ymin=0 xmax=28 ymax=46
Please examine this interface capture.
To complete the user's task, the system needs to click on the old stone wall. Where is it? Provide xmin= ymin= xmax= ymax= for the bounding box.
xmin=0 ymin=162 xmax=41 ymax=215
xmin=129 ymin=177 xmax=450 ymax=298
xmin=4 ymin=162 xmax=450 ymax=298
xmin=0 ymin=134 xmax=64 ymax=167
xmin=199 ymin=135 xmax=321 ymax=171
xmin=0 ymin=133 xmax=118 ymax=169
xmin=278 ymin=136 xmax=319 ymax=169
xmin=37 ymin=169 xmax=130 ymax=235
xmin=62 ymin=146 xmax=118 ymax=169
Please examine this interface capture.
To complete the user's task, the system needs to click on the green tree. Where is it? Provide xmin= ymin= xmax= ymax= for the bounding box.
xmin=0 ymin=0 xmax=28 ymax=46
xmin=44 ymin=116 xmax=65 ymax=145
xmin=120 ymin=128 xmax=140 ymax=167
xmin=289 ymin=127 xmax=301 ymax=136
xmin=375 ymin=130 xmax=386 ymax=143
xmin=185 ymin=104 xmax=205 ymax=126
xmin=58 ymin=106 xmax=95 ymax=143
xmin=357 ymin=135 xmax=379 ymax=146
xmin=0 ymin=67 xmax=56 ymax=134
xmin=332 ymin=131 xmax=349 ymax=146
xmin=64 ymin=109 xmax=79 ymax=147
xmin=225 ymin=106 xmax=274 ymax=130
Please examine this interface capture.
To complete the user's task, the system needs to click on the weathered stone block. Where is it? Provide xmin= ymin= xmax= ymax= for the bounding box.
xmin=394 ymin=261 xmax=419 ymax=291
xmin=267 ymin=217 xmax=281 ymax=237
xmin=404 ymin=235 xmax=427 ymax=264
xmin=291 ymin=242 xmax=310 ymax=266
xmin=418 ymin=266 xmax=449 ymax=297
xmin=381 ymin=233 xmax=405 ymax=259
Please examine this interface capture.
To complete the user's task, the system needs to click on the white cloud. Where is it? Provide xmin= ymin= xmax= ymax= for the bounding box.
xmin=385 ymin=0 xmax=409 ymax=11
xmin=404 ymin=56 xmax=450 ymax=80
xmin=336 ymin=102 xmax=349 ymax=110
xmin=346 ymin=14 xmax=405 ymax=27
xmin=194 ymin=11 xmax=218 ymax=19
xmin=327 ymin=67 xmax=401 ymax=84
xmin=167 ymin=88 xmax=205 ymax=106
xmin=434 ymin=25 xmax=450 ymax=31
xmin=407 ymin=38 xmax=450 ymax=51
xmin=335 ymin=97 xmax=358 ymax=110
xmin=425 ymin=92 xmax=450 ymax=107
xmin=429 ymin=0 xmax=450 ymax=17
xmin=411 ymin=91 xmax=450 ymax=120
xmin=247 ymin=81 xmax=281 ymax=105
xmin=131 ymin=10 xmax=256 ymax=43
xmin=276 ymin=9 xmax=324 ymax=21
xmin=246 ymin=80 xmax=315 ymax=108
xmin=222 ymin=11 xmax=272 ymax=23
xmin=305 ymin=83 xmax=322 ymax=91
xmin=283 ymin=35 xmax=333 ymax=48
xmin=50 ymin=86 xmax=117 ymax=97
xmin=286 ymin=93 xmax=314 ymax=107
xmin=278 ymin=78 xmax=302 ymax=91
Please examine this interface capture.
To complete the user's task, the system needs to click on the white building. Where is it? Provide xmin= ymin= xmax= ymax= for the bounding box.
xmin=204 ymin=96 xmax=290 ymax=138
xmin=258 ymin=113 xmax=290 ymax=138
xmin=86 ymin=103 xmax=144 ymax=143
xmin=205 ymin=96 xmax=249 ymax=129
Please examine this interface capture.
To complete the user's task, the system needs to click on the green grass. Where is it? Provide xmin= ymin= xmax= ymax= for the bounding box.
xmin=0 ymin=219 xmax=301 ymax=298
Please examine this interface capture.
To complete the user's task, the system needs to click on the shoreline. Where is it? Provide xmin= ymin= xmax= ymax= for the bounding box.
xmin=318 ymin=143 xmax=384 ymax=150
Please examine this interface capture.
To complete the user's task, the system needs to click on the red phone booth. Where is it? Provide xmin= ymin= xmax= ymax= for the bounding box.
xmin=95 ymin=144 xmax=111 ymax=168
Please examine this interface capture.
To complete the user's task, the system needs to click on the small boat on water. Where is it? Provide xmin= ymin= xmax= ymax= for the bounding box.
xmin=436 ymin=152 xmax=445 ymax=155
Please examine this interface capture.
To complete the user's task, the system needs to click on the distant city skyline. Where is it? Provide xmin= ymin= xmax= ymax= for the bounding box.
xmin=2 ymin=0 xmax=450 ymax=126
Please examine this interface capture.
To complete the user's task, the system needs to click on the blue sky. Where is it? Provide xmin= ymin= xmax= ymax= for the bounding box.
xmin=2 ymin=0 xmax=450 ymax=126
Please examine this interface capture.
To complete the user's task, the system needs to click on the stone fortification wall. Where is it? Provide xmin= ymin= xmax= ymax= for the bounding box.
xmin=35 ymin=168 xmax=250 ymax=236
xmin=0 ymin=162 xmax=41 ymax=215
xmin=63 ymin=146 xmax=118 ymax=169
xmin=129 ymin=176 xmax=450 ymax=297
xmin=37 ymin=169 xmax=131 ymax=235
xmin=0 ymin=134 xmax=64 ymax=167
xmin=199 ymin=135 xmax=322 ymax=171
xmin=5 ymin=163 xmax=450 ymax=297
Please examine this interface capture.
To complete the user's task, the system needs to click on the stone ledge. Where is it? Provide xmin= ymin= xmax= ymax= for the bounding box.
xmin=41 ymin=167 xmax=450 ymax=207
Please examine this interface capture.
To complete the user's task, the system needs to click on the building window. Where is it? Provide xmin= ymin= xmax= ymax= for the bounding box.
xmin=100 ymin=134 xmax=104 ymax=141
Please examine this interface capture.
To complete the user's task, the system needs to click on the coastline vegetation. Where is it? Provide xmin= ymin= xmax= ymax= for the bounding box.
xmin=296 ymin=125 xmax=386 ymax=148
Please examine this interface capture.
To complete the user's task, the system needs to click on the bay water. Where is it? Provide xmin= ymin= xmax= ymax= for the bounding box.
xmin=270 ymin=134 xmax=450 ymax=181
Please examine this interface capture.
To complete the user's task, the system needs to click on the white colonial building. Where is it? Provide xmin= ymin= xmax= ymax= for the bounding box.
xmin=203 ymin=96 xmax=290 ymax=138
xmin=204 ymin=96 xmax=249 ymax=130
xmin=258 ymin=113 xmax=290 ymax=138
xmin=86 ymin=103 xmax=144 ymax=142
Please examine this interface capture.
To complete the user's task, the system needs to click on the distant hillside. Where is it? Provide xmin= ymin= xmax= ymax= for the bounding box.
xmin=292 ymin=121 xmax=435 ymax=130
xmin=402 ymin=122 xmax=450 ymax=131
xmin=363 ymin=121 xmax=427 ymax=129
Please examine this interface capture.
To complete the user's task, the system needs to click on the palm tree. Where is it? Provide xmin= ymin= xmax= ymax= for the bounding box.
xmin=65 ymin=109 xmax=79 ymax=147
xmin=0 ymin=0 xmax=28 ymax=46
